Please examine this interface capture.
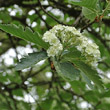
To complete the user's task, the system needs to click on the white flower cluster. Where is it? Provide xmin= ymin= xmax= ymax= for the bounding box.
xmin=76 ymin=36 xmax=100 ymax=67
xmin=43 ymin=29 xmax=63 ymax=57
xmin=43 ymin=25 xmax=100 ymax=66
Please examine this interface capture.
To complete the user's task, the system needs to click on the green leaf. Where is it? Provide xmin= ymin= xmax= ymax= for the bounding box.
xmin=62 ymin=50 xmax=81 ymax=59
xmin=67 ymin=0 xmax=99 ymax=21
xmin=70 ymin=80 xmax=86 ymax=94
xmin=61 ymin=48 xmax=86 ymax=63
xmin=60 ymin=91 xmax=73 ymax=102
xmin=0 ymin=12 xmax=11 ymax=23
xmin=72 ymin=60 xmax=104 ymax=91
xmin=107 ymin=2 xmax=110 ymax=10
xmin=15 ymin=51 xmax=47 ymax=70
xmin=97 ymin=103 xmax=110 ymax=110
xmin=17 ymin=101 xmax=31 ymax=110
xmin=101 ymin=90 xmax=110 ymax=98
xmin=12 ymin=89 xmax=23 ymax=97
xmin=0 ymin=24 xmax=49 ymax=49
xmin=0 ymin=74 xmax=8 ymax=82
xmin=0 ymin=103 xmax=9 ymax=110
xmin=53 ymin=59 xmax=80 ymax=81
xmin=82 ymin=7 xmax=97 ymax=21
xmin=80 ymin=71 xmax=94 ymax=89
xmin=68 ymin=0 xmax=98 ymax=9
xmin=40 ymin=99 xmax=53 ymax=110
xmin=84 ymin=91 xmax=100 ymax=102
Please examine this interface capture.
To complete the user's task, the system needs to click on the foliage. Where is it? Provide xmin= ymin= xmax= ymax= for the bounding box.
xmin=0 ymin=24 xmax=49 ymax=49
xmin=15 ymin=51 xmax=47 ymax=70
xmin=0 ymin=0 xmax=110 ymax=110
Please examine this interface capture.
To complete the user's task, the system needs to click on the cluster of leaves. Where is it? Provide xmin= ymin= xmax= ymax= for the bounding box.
xmin=0 ymin=0 xmax=110 ymax=110
xmin=67 ymin=0 xmax=110 ymax=21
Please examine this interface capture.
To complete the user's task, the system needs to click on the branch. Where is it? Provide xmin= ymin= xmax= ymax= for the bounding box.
xmin=35 ymin=9 xmax=51 ymax=29
xmin=87 ymin=27 xmax=110 ymax=53
xmin=81 ymin=20 xmax=96 ymax=32
xmin=38 ymin=0 xmax=67 ymax=25
xmin=72 ymin=13 xmax=83 ymax=26
xmin=22 ymin=64 xmax=49 ymax=83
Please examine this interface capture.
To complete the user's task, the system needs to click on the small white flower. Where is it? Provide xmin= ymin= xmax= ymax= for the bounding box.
xmin=47 ymin=46 xmax=57 ymax=57
xmin=47 ymin=44 xmax=63 ymax=57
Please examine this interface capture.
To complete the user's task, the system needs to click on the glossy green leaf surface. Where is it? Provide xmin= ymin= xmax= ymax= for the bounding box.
xmin=15 ymin=51 xmax=47 ymax=70
xmin=82 ymin=7 xmax=97 ymax=21
xmin=0 ymin=24 xmax=49 ymax=49
xmin=72 ymin=60 xmax=104 ymax=91
xmin=53 ymin=59 xmax=80 ymax=81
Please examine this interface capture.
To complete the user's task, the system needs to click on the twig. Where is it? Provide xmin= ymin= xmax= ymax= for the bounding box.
xmin=8 ymin=34 xmax=19 ymax=61
xmin=94 ymin=101 xmax=101 ymax=109
xmin=56 ymin=86 xmax=73 ymax=110
xmin=87 ymin=27 xmax=110 ymax=53
xmin=1 ymin=92 xmax=13 ymax=110
xmin=38 ymin=0 xmax=66 ymax=25
xmin=98 ymin=61 xmax=110 ymax=68
xmin=35 ymin=9 xmax=51 ymax=29
xmin=81 ymin=20 xmax=96 ymax=32
xmin=72 ymin=13 xmax=83 ymax=26
xmin=22 ymin=64 xmax=49 ymax=83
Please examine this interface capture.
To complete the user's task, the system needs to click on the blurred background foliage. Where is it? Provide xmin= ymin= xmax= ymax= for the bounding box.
xmin=0 ymin=0 xmax=110 ymax=110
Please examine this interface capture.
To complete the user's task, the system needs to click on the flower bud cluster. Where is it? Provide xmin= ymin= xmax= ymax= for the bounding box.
xmin=43 ymin=25 xmax=100 ymax=66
